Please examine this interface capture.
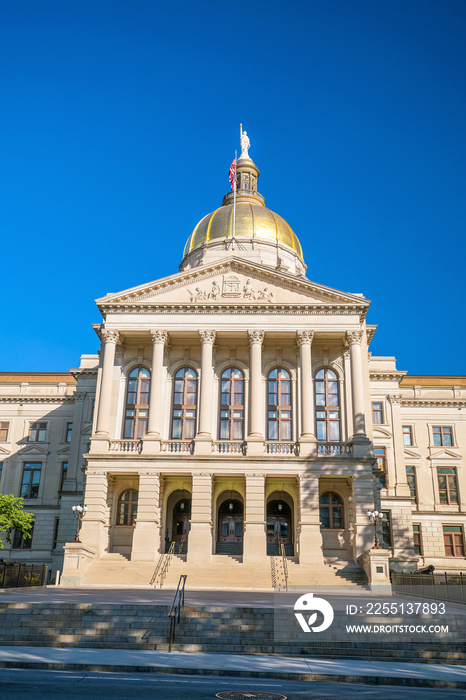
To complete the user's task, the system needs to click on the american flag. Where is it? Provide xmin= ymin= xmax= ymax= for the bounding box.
xmin=229 ymin=158 xmax=237 ymax=190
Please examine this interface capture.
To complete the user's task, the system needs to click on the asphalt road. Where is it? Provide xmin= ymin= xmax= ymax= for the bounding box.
xmin=0 ymin=669 xmax=462 ymax=700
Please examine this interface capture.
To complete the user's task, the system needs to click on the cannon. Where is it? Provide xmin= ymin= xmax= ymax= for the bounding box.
xmin=415 ymin=565 xmax=435 ymax=574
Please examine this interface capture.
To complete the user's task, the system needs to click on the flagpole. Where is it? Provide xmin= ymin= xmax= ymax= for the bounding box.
xmin=232 ymin=149 xmax=237 ymax=250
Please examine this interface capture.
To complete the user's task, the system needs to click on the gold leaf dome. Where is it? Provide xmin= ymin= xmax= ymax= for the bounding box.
xmin=183 ymin=202 xmax=303 ymax=259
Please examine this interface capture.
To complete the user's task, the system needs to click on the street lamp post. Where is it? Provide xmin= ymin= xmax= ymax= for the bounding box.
xmin=367 ymin=510 xmax=381 ymax=549
xmin=72 ymin=504 xmax=88 ymax=542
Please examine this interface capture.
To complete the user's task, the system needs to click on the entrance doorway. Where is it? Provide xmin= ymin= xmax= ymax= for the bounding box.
xmin=169 ymin=499 xmax=191 ymax=553
xmin=267 ymin=500 xmax=293 ymax=555
xmin=216 ymin=498 xmax=243 ymax=555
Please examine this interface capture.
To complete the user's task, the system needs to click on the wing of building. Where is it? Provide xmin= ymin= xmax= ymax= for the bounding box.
xmin=1 ymin=141 xmax=465 ymax=588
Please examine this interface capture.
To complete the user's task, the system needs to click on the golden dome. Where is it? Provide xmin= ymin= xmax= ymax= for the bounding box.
xmin=183 ymin=202 xmax=303 ymax=259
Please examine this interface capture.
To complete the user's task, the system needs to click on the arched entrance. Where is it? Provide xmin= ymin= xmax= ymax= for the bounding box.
xmin=216 ymin=498 xmax=243 ymax=555
xmin=169 ymin=498 xmax=191 ymax=553
xmin=267 ymin=499 xmax=293 ymax=555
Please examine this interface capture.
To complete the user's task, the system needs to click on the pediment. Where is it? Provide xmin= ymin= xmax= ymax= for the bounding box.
xmin=404 ymin=448 xmax=421 ymax=460
xmin=82 ymin=424 xmax=93 ymax=436
xmin=0 ymin=445 xmax=10 ymax=456
xmin=97 ymin=258 xmax=369 ymax=315
xmin=18 ymin=444 xmax=50 ymax=456
xmin=429 ymin=449 xmax=461 ymax=461
xmin=373 ymin=426 xmax=392 ymax=438
xmin=57 ymin=446 xmax=70 ymax=455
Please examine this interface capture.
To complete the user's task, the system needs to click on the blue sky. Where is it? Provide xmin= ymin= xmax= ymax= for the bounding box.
xmin=1 ymin=0 xmax=465 ymax=374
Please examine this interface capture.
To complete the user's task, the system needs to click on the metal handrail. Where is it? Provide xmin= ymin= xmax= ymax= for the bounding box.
xmin=168 ymin=574 xmax=187 ymax=652
xmin=151 ymin=541 xmax=175 ymax=587
xmin=280 ymin=542 xmax=288 ymax=591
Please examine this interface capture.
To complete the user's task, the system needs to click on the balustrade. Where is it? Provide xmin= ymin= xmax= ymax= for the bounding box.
xmin=161 ymin=440 xmax=194 ymax=454
xmin=212 ymin=441 xmax=246 ymax=455
xmin=108 ymin=439 xmax=142 ymax=454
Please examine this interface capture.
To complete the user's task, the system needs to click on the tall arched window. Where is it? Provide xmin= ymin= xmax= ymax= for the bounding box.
xmin=267 ymin=368 xmax=292 ymax=441
xmin=124 ymin=367 xmax=150 ymax=438
xmin=319 ymin=491 xmax=343 ymax=529
xmin=117 ymin=489 xmax=138 ymax=525
xmin=171 ymin=368 xmax=198 ymax=439
xmin=315 ymin=368 xmax=340 ymax=441
xmin=220 ymin=368 xmax=244 ymax=440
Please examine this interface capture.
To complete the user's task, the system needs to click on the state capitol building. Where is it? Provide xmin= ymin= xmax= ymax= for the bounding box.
xmin=1 ymin=135 xmax=465 ymax=589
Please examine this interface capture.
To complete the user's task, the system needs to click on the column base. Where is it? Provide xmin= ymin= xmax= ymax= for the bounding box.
xmin=142 ymin=435 xmax=161 ymax=455
xmin=351 ymin=435 xmax=372 ymax=458
xmin=193 ymin=436 xmax=213 ymax=455
xmin=131 ymin=522 xmax=160 ymax=562
xmin=299 ymin=435 xmax=317 ymax=457
xmin=243 ymin=522 xmax=267 ymax=563
xmin=187 ymin=522 xmax=212 ymax=563
xmin=246 ymin=437 xmax=265 ymax=456
xmin=89 ymin=436 xmax=109 ymax=455
xmin=361 ymin=548 xmax=392 ymax=594
xmin=298 ymin=524 xmax=324 ymax=565
xmin=61 ymin=542 xmax=96 ymax=586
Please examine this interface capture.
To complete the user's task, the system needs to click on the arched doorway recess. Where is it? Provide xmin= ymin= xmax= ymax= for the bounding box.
xmin=216 ymin=498 xmax=243 ymax=555
xmin=267 ymin=499 xmax=294 ymax=556
xmin=169 ymin=498 xmax=191 ymax=553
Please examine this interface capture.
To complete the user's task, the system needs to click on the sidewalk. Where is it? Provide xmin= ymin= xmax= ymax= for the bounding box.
xmin=0 ymin=646 xmax=465 ymax=689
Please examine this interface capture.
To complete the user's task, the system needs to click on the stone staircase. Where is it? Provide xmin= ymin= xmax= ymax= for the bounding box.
xmin=81 ymin=553 xmax=368 ymax=591
xmin=0 ymin=602 xmax=465 ymax=665
xmin=215 ymin=542 xmax=243 ymax=556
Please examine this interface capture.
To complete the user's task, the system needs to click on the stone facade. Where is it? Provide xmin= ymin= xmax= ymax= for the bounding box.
xmin=0 ymin=148 xmax=465 ymax=583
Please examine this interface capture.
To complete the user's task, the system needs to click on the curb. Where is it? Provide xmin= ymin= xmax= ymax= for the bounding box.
xmin=0 ymin=661 xmax=465 ymax=689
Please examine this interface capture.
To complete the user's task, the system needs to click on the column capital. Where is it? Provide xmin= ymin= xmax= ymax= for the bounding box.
xmin=101 ymin=329 xmax=119 ymax=344
xmin=199 ymin=330 xmax=216 ymax=345
xmin=387 ymin=394 xmax=402 ymax=405
xmin=297 ymin=330 xmax=314 ymax=346
xmin=74 ymin=391 xmax=87 ymax=403
xmin=248 ymin=330 xmax=265 ymax=345
xmin=150 ymin=329 xmax=168 ymax=345
xmin=346 ymin=330 xmax=363 ymax=346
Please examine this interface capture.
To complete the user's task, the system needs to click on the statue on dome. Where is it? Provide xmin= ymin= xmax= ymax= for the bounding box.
xmin=240 ymin=130 xmax=250 ymax=158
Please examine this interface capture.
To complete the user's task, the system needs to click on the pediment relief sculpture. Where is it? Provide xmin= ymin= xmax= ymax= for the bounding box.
xmin=187 ymin=276 xmax=274 ymax=303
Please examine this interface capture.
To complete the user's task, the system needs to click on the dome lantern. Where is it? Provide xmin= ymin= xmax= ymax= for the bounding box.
xmin=180 ymin=129 xmax=306 ymax=277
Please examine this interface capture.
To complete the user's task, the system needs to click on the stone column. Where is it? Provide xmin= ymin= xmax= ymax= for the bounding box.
xmin=247 ymin=330 xmax=265 ymax=455
xmin=143 ymin=330 xmax=167 ymax=454
xmin=346 ymin=331 xmax=369 ymax=444
xmin=194 ymin=330 xmax=216 ymax=455
xmin=79 ymin=470 xmax=109 ymax=557
xmin=187 ymin=473 xmax=213 ymax=563
xmin=388 ymin=394 xmax=412 ymax=498
xmin=343 ymin=349 xmax=353 ymax=439
xmin=63 ymin=391 xmax=86 ymax=491
xmin=131 ymin=471 xmax=161 ymax=562
xmin=297 ymin=331 xmax=316 ymax=455
xmin=95 ymin=329 xmax=119 ymax=437
xmin=243 ymin=473 xmax=267 ymax=563
xmin=298 ymin=474 xmax=324 ymax=565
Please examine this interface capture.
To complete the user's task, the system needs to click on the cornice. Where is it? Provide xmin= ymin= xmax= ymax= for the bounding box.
xmin=370 ymin=371 xmax=408 ymax=382
xmin=401 ymin=398 xmax=466 ymax=408
xmin=0 ymin=396 xmax=75 ymax=405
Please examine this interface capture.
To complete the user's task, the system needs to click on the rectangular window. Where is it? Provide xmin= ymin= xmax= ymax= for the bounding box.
xmin=443 ymin=526 xmax=465 ymax=557
xmin=60 ymin=463 xmax=68 ymax=491
xmin=403 ymin=426 xmax=413 ymax=446
xmin=0 ymin=422 xmax=9 ymax=442
xmin=65 ymin=422 xmax=73 ymax=442
xmin=20 ymin=463 xmax=41 ymax=499
xmin=28 ymin=422 xmax=46 ymax=442
xmin=372 ymin=402 xmax=383 ymax=424
xmin=433 ymin=426 xmax=453 ymax=446
xmin=52 ymin=518 xmax=60 ymax=550
xmin=406 ymin=466 xmax=417 ymax=503
xmin=375 ymin=448 xmax=386 ymax=488
xmin=413 ymin=525 xmax=422 ymax=556
xmin=437 ymin=468 xmax=458 ymax=505
xmin=381 ymin=511 xmax=392 ymax=547
xmin=13 ymin=525 xmax=34 ymax=550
